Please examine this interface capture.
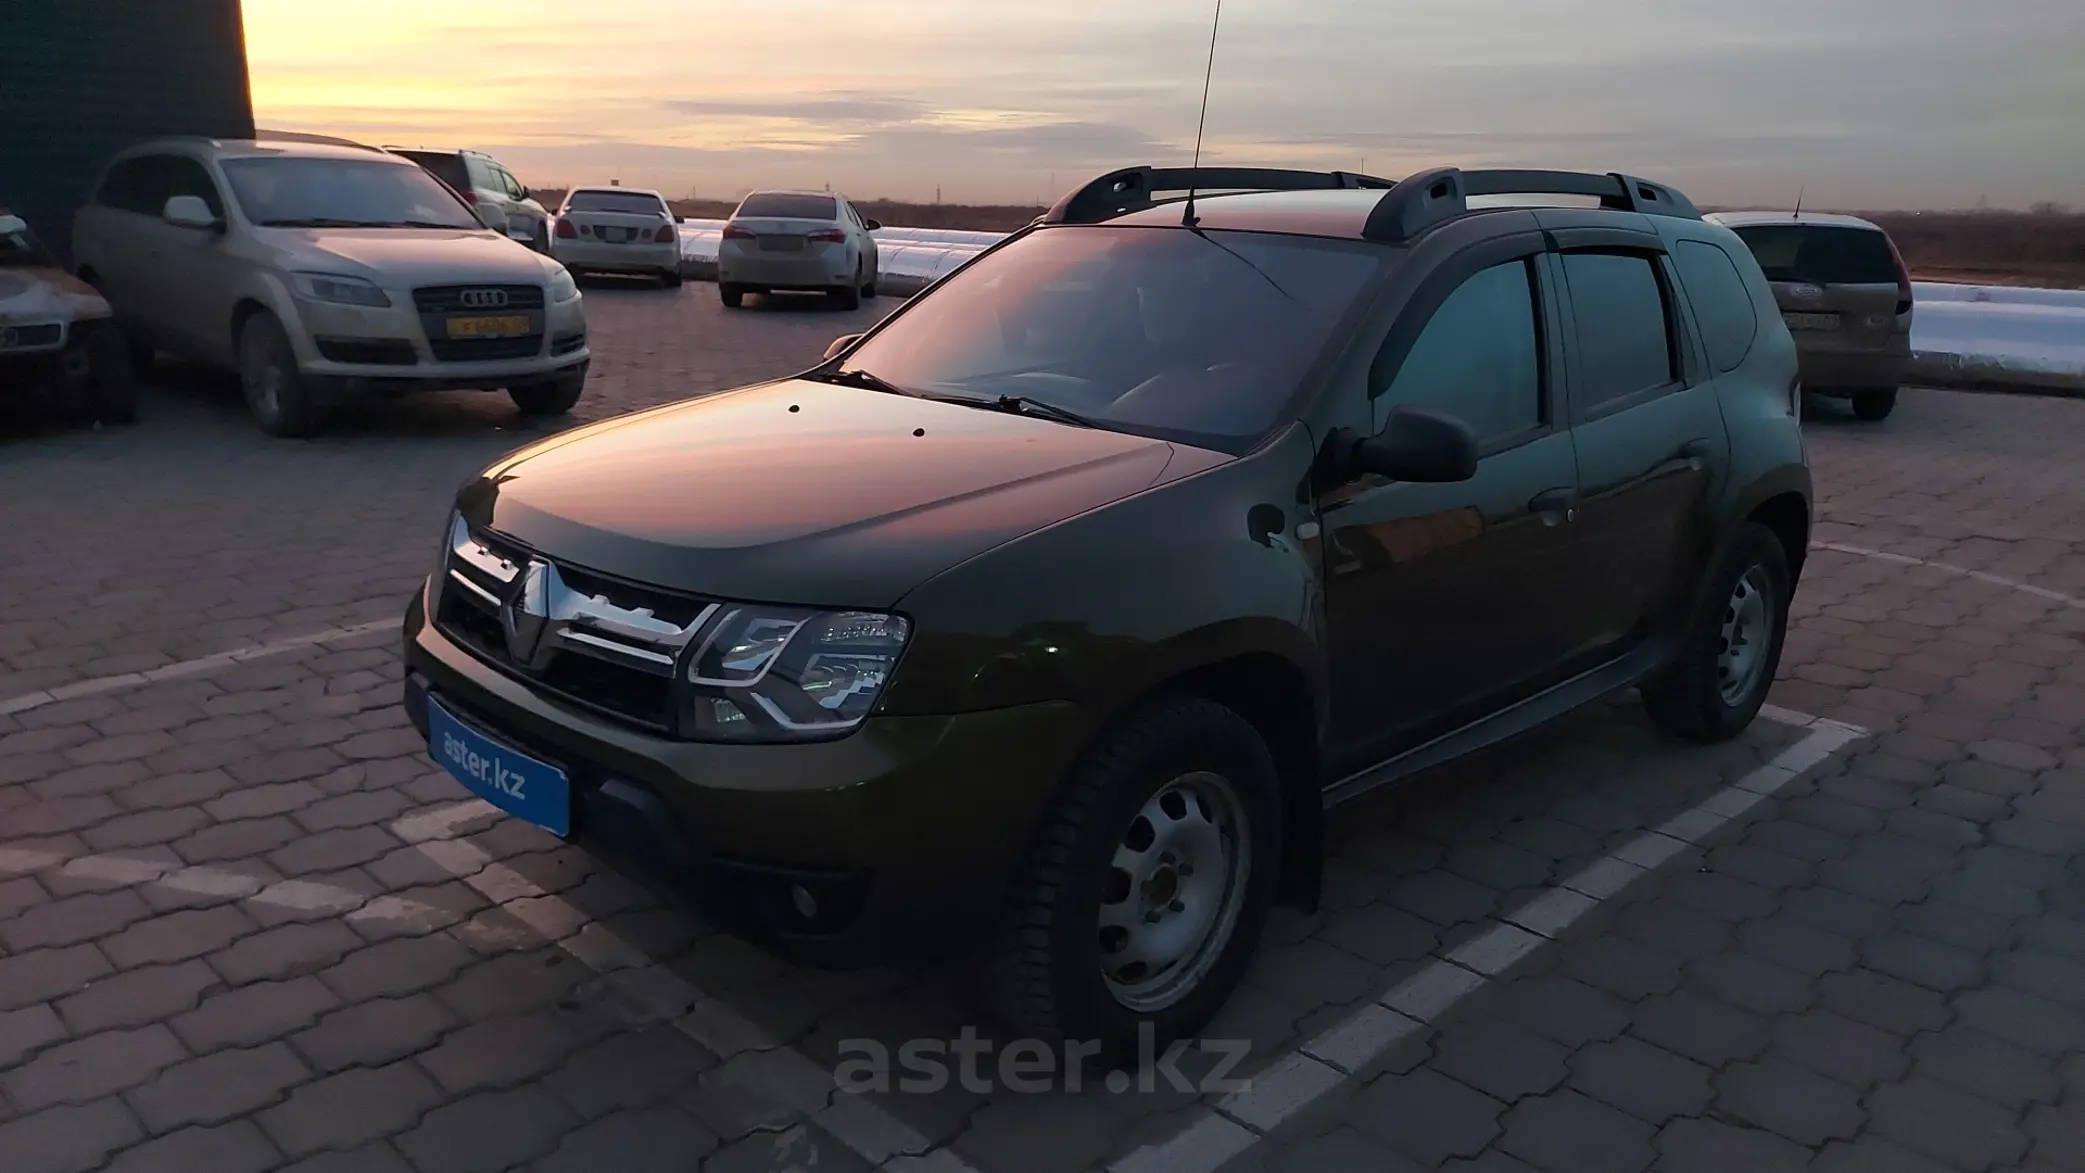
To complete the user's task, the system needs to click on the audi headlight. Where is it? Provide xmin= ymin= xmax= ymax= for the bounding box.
xmin=682 ymin=606 xmax=910 ymax=741
xmin=292 ymin=272 xmax=391 ymax=308
xmin=545 ymin=266 xmax=579 ymax=303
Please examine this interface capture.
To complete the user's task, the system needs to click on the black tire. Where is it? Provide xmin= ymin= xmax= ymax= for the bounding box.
xmin=236 ymin=311 xmax=322 ymax=437
xmin=1851 ymin=387 xmax=1897 ymax=421
xmin=1642 ymin=522 xmax=1791 ymax=743
xmin=720 ymin=283 xmax=744 ymax=309
xmin=82 ymin=322 xmax=138 ymax=424
xmin=830 ymin=266 xmax=863 ymax=311
xmin=509 ymin=370 xmax=586 ymax=416
xmin=661 ymin=269 xmax=684 ymax=289
xmin=992 ymin=695 xmax=1281 ymax=1066
xmin=862 ymin=266 xmax=878 ymax=300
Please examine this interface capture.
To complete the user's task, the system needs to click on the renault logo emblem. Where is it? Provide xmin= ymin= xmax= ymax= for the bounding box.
xmin=501 ymin=559 xmax=556 ymax=668
xmin=459 ymin=288 xmax=509 ymax=310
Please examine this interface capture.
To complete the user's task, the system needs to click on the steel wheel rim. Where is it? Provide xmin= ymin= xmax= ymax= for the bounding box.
xmin=1718 ymin=566 xmax=1773 ymax=706
xmin=1098 ymin=770 xmax=1251 ymax=1013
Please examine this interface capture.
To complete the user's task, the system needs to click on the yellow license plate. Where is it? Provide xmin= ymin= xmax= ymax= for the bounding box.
xmin=446 ymin=315 xmax=531 ymax=339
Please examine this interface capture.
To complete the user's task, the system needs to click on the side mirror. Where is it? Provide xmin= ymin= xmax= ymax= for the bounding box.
xmin=863 ymin=218 xmax=882 ymax=231
xmin=1348 ymin=406 xmax=1479 ymax=483
xmin=823 ymin=334 xmax=863 ymax=361
xmin=162 ymin=195 xmax=220 ymax=232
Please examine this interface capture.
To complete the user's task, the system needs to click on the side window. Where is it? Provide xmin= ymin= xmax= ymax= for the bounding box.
xmin=95 ymin=157 xmax=169 ymax=216
xmin=499 ymin=168 xmax=526 ymax=199
xmin=163 ymin=156 xmax=225 ymax=219
xmin=1672 ymin=240 xmax=1758 ymax=373
xmin=464 ymin=157 xmax=490 ymax=193
xmin=1560 ymin=251 xmax=1678 ymax=410
xmin=1373 ymin=259 xmax=1543 ymax=441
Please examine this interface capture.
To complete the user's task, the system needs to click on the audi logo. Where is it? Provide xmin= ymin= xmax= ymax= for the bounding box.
xmin=458 ymin=288 xmax=509 ymax=309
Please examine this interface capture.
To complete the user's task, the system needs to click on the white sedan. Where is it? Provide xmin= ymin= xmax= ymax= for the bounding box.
xmin=717 ymin=190 xmax=880 ymax=310
xmin=550 ymin=187 xmax=682 ymax=288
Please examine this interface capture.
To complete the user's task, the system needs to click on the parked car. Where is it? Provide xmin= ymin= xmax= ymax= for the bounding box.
xmin=0 ymin=208 xmax=135 ymax=423
xmin=549 ymin=187 xmax=681 ymax=287
xmin=401 ymin=164 xmax=1810 ymax=1061
xmin=717 ymin=190 xmax=880 ymax=309
xmin=1707 ymin=211 xmax=1913 ymax=420
xmin=72 ymin=136 xmax=589 ymax=437
xmin=387 ymin=147 xmax=552 ymax=253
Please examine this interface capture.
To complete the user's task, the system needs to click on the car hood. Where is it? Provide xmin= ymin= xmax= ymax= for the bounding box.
xmin=0 ymin=267 xmax=111 ymax=322
xmin=463 ymin=378 xmax=1231 ymax=607
xmin=274 ymin=228 xmax=553 ymax=285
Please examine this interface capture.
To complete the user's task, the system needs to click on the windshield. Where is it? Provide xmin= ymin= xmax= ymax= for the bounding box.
xmin=736 ymin=193 xmax=837 ymax=220
xmin=839 ymin=226 xmax=1386 ymax=450
xmin=565 ymin=190 xmax=670 ymax=216
xmin=1731 ymin=224 xmax=1899 ymax=285
xmin=222 ymin=157 xmax=482 ymax=229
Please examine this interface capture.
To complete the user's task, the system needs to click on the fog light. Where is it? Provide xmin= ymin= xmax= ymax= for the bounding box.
xmin=791 ymin=883 xmax=819 ymax=920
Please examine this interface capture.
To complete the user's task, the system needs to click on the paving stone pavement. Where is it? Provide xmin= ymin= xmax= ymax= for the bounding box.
xmin=3 ymin=282 xmax=2084 ymax=1173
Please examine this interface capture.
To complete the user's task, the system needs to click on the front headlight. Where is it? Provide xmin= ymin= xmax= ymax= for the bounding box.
xmin=291 ymin=272 xmax=391 ymax=308
xmin=681 ymin=606 xmax=910 ymax=742
xmin=545 ymin=266 xmax=579 ymax=303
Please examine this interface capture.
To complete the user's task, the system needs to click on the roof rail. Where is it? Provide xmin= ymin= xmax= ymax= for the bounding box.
xmin=1044 ymin=165 xmax=1395 ymax=225
xmin=255 ymin=129 xmax=384 ymax=152
xmin=1364 ymin=168 xmax=1701 ymax=243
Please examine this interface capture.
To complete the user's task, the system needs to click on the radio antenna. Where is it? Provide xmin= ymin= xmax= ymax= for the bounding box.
xmin=1792 ymin=183 xmax=1805 ymax=220
xmin=1182 ymin=0 xmax=1224 ymax=227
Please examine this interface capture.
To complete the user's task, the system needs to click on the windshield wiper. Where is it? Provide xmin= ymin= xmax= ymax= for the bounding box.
xmin=257 ymin=218 xmax=375 ymax=228
xmin=389 ymin=219 xmax=471 ymax=230
xmin=811 ymin=366 xmax=917 ymax=397
xmin=978 ymin=395 xmax=1100 ymax=429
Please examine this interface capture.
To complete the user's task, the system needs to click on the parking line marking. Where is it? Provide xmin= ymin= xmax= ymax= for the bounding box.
xmin=1104 ymin=709 xmax=1866 ymax=1173
xmin=0 ymin=617 xmax=401 ymax=716
xmin=1811 ymin=540 xmax=2085 ymax=609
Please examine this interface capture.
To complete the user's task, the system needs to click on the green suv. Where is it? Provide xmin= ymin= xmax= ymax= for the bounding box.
xmin=402 ymin=165 xmax=1810 ymax=1059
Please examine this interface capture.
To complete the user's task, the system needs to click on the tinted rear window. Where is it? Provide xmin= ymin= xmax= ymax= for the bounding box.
xmin=1731 ymin=224 xmax=1898 ymax=285
xmin=735 ymin=193 xmax=837 ymax=220
xmin=394 ymin=151 xmax=470 ymax=192
xmin=565 ymin=190 xmax=669 ymax=216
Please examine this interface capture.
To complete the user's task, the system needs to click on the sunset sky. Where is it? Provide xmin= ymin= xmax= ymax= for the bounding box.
xmin=242 ymin=0 xmax=2083 ymax=210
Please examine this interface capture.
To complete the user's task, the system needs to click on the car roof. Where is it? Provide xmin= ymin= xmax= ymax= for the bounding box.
xmin=118 ymin=136 xmax=410 ymax=166
xmin=1706 ymin=210 xmax=1885 ymax=233
xmin=570 ymin=186 xmax=665 ymax=199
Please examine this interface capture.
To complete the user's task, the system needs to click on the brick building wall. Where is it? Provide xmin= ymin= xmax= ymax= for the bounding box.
xmin=0 ymin=0 xmax=255 ymax=264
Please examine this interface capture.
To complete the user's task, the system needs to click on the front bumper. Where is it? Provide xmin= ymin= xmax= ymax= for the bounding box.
xmin=400 ymin=580 xmax=1082 ymax=965
xmin=286 ymin=294 xmax=590 ymax=392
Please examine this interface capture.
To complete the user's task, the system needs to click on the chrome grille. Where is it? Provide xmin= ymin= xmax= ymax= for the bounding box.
xmin=435 ymin=517 xmax=712 ymax=730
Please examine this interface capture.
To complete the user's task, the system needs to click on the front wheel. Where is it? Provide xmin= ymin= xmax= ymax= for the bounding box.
xmin=993 ymin=696 xmax=1280 ymax=1066
xmin=1852 ymin=387 xmax=1897 ymax=421
xmin=1642 ymin=522 xmax=1791 ymax=743
xmin=508 ymin=370 xmax=586 ymax=416
xmin=82 ymin=322 xmax=138 ymax=424
xmin=237 ymin=312 xmax=322 ymax=437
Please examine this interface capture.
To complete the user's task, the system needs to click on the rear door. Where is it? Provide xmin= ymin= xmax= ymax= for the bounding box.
xmin=1729 ymin=223 xmax=1908 ymax=366
xmin=1543 ymin=213 xmax=1731 ymax=659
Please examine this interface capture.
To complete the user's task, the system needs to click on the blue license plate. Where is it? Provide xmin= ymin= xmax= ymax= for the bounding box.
xmin=426 ymin=697 xmax=571 ymax=837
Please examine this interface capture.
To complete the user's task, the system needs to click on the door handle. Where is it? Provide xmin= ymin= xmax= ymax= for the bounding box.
xmin=1529 ymin=487 xmax=1578 ymax=527
xmin=1653 ymin=438 xmax=1715 ymax=477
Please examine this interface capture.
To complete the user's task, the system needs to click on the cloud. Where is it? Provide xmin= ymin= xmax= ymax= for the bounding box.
xmin=660 ymin=95 xmax=928 ymax=125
